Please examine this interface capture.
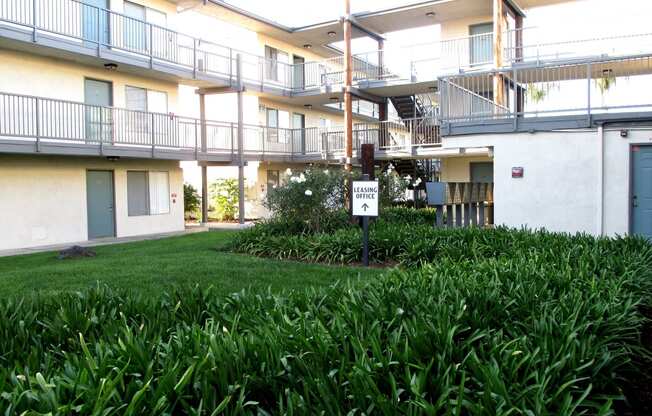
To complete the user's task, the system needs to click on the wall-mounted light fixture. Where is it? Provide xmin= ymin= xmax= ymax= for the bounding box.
xmin=303 ymin=44 xmax=312 ymax=49
xmin=327 ymin=31 xmax=337 ymax=37
xmin=425 ymin=12 xmax=435 ymax=17
xmin=104 ymin=63 xmax=118 ymax=71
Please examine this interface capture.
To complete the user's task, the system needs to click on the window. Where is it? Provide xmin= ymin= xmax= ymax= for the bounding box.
xmin=123 ymin=1 xmax=168 ymax=53
xmin=125 ymin=86 xmax=168 ymax=142
xmin=267 ymin=170 xmax=279 ymax=190
xmin=264 ymin=45 xmax=288 ymax=82
xmin=127 ymin=171 xmax=170 ymax=216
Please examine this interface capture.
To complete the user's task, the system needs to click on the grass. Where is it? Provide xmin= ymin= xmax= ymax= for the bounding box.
xmin=0 ymin=231 xmax=384 ymax=299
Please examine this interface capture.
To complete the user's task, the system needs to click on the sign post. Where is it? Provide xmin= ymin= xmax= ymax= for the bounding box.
xmin=352 ymin=175 xmax=379 ymax=266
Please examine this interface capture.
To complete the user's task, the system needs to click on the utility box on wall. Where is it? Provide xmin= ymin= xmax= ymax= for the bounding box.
xmin=512 ymin=167 xmax=524 ymax=178
xmin=426 ymin=182 xmax=446 ymax=206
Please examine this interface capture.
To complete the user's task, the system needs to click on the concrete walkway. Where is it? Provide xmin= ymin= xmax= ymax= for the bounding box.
xmin=0 ymin=222 xmax=253 ymax=258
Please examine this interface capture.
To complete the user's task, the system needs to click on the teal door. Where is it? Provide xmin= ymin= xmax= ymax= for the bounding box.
xmin=84 ymin=79 xmax=113 ymax=143
xmin=87 ymin=171 xmax=115 ymax=239
xmin=82 ymin=0 xmax=110 ymax=46
xmin=632 ymin=146 xmax=652 ymax=238
xmin=471 ymin=162 xmax=494 ymax=183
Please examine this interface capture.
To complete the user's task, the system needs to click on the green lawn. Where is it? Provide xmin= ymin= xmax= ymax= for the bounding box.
xmin=0 ymin=231 xmax=384 ymax=298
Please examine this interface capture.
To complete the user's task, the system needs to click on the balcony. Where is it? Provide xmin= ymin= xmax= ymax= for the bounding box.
xmin=438 ymin=55 xmax=652 ymax=135
xmin=0 ymin=92 xmax=441 ymax=163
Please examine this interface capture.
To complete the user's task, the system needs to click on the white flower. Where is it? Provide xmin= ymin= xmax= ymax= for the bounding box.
xmin=285 ymin=168 xmax=292 ymax=175
xmin=290 ymin=176 xmax=300 ymax=183
xmin=414 ymin=178 xmax=422 ymax=186
xmin=387 ymin=163 xmax=394 ymax=171
xmin=305 ymin=189 xmax=313 ymax=196
xmin=404 ymin=175 xmax=412 ymax=182
xmin=324 ymin=169 xmax=329 ymax=175
xmin=299 ymin=173 xmax=306 ymax=183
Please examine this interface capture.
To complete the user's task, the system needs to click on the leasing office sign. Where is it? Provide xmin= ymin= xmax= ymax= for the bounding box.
xmin=352 ymin=180 xmax=379 ymax=217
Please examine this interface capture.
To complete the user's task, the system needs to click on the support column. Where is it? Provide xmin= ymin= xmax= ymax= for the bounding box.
xmin=199 ymin=93 xmax=209 ymax=225
xmin=236 ymin=54 xmax=246 ymax=225
xmin=377 ymin=39 xmax=384 ymax=80
xmin=379 ymin=98 xmax=388 ymax=147
xmin=343 ymin=0 xmax=353 ymax=172
xmin=493 ymin=0 xmax=506 ymax=108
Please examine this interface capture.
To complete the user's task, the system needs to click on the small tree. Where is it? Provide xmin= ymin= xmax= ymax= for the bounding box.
xmin=266 ymin=168 xmax=349 ymax=233
xmin=183 ymin=183 xmax=201 ymax=220
xmin=210 ymin=179 xmax=239 ymax=221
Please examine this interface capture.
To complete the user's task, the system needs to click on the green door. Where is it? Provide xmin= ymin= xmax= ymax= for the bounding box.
xmin=84 ymin=78 xmax=113 ymax=143
xmin=632 ymin=145 xmax=652 ymax=239
xmin=87 ymin=170 xmax=115 ymax=239
xmin=470 ymin=162 xmax=494 ymax=183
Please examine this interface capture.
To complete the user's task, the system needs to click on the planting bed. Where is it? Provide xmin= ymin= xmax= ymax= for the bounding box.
xmin=0 ymin=215 xmax=650 ymax=414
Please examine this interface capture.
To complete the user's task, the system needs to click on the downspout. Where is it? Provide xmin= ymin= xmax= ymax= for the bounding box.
xmin=597 ymin=123 xmax=604 ymax=236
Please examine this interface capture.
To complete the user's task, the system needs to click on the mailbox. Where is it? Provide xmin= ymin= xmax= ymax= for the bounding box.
xmin=426 ymin=182 xmax=447 ymax=206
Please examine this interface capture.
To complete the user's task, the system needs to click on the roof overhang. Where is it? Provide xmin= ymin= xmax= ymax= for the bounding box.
xmin=195 ymin=0 xmax=576 ymax=58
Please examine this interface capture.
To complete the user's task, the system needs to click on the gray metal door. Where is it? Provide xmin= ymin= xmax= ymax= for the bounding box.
xmin=632 ymin=145 xmax=652 ymax=238
xmin=86 ymin=170 xmax=115 ymax=239
xmin=293 ymin=55 xmax=305 ymax=89
xmin=84 ymin=79 xmax=113 ymax=143
xmin=82 ymin=0 xmax=110 ymax=46
xmin=471 ymin=162 xmax=494 ymax=183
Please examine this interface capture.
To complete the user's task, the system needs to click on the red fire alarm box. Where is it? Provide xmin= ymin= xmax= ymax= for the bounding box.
xmin=512 ymin=167 xmax=524 ymax=178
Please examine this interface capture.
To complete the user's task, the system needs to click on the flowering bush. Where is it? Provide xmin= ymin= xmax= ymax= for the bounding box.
xmin=266 ymin=168 xmax=350 ymax=233
xmin=378 ymin=163 xmax=409 ymax=208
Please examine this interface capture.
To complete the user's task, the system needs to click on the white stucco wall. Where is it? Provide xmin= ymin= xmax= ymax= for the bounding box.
xmin=0 ymin=155 xmax=185 ymax=251
xmin=443 ymin=126 xmax=652 ymax=236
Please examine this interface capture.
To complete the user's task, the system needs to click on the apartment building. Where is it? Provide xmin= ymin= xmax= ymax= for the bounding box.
xmin=1 ymin=0 xmax=650 ymax=250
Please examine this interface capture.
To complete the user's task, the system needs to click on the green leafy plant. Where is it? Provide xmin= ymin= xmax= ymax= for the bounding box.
xmin=1 ymin=227 xmax=651 ymax=414
xmin=378 ymin=167 xmax=408 ymax=208
xmin=595 ymin=69 xmax=616 ymax=95
xmin=183 ymin=183 xmax=201 ymax=221
xmin=210 ymin=179 xmax=239 ymax=221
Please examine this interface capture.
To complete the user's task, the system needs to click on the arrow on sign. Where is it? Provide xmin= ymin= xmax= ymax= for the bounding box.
xmin=361 ymin=203 xmax=369 ymax=211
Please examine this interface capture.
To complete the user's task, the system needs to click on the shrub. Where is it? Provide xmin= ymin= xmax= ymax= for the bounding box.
xmin=183 ymin=183 xmax=201 ymax=220
xmin=265 ymin=168 xmax=350 ymax=233
xmin=210 ymin=179 xmax=238 ymax=221
xmin=0 ymin=235 xmax=650 ymax=413
xmin=378 ymin=168 xmax=408 ymax=207
xmin=379 ymin=206 xmax=437 ymax=226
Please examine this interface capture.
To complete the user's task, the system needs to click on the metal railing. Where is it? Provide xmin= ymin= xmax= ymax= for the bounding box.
xmin=439 ymin=55 xmax=652 ymax=124
xmin=0 ymin=91 xmax=441 ymax=158
xmin=504 ymin=27 xmax=652 ymax=65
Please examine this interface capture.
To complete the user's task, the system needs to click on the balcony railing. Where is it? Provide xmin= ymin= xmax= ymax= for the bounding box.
xmin=504 ymin=28 xmax=652 ymax=65
xmin=438 ymin=55 xmax=652 ymax=125
xmin=0 ymin=92 xmax=441 ymax=159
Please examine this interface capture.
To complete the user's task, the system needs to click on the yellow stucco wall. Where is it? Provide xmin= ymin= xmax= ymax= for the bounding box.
xmin=0 ymin=49 xmax=180 ymax=112
xmin=257 ymin=98 xmax=366 ymax=128
xmin=440 ymin=16 xmax=494 ymax=40
xmin=440 ymin=156 xmax=493 ymax=182
xmin=0 ymin=155 xmax=185 ymax=251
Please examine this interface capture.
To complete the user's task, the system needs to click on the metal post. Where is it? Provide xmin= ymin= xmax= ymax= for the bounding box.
xmin=96 ymin=7 xmax=101 ymax=57
xmin=201 ymin=165 xmax=208 ymax=225
xmin=237 ymin=54 xmax=246 ymax=225
xmin=199 ymin=93 xmax=208 ymax=225
xmin=149 ymin=24 xmax=154 ymax=68
xmin=343 ymin=0 xmax=353 ymax=172
xmin=32 ymin=0 xmax=38 ymax=42
xmin=150 ymin=113 xmax=155 ymax=158
xmin=34 ymin=97 xmax=40 ymax=152
xmin=587 ymin=62 xmax=592 ymax=118
xmin=361 ymin=173 xmax=370 ymax=267
xmin=192 ymin=38 xmax=197 ymax=79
